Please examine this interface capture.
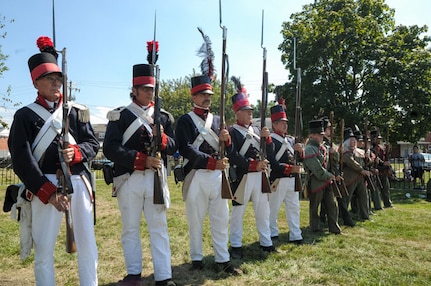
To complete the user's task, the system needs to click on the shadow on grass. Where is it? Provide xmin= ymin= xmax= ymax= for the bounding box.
xmin=99 ymin=246 xmax=272 ymax=286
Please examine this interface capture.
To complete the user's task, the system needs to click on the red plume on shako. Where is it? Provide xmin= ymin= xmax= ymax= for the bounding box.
xmin=36 ymin=36 xmax=58 ymax=60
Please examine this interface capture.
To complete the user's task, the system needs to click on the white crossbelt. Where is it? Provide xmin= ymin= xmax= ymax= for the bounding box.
xmin=183 ymin=111 xmax=219 ymax=166
xmin=122 ymin=103 xmax=154 ymax=145
xmin=271 ymin=133 xmax=295 ymax=161
xmin=28 ymin=102 xmax=76 ymax=163
xmin=232 ymin=124 xmax=260 ymax=156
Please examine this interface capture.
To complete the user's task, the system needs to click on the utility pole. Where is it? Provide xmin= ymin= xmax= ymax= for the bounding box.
xmin=68 ymin=81 xmax=80 ymax=101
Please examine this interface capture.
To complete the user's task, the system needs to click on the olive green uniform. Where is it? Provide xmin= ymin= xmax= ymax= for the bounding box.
xmin=303 ymin=138 xmax=341 ymax=233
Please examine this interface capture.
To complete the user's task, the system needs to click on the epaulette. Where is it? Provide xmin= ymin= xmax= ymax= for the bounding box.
xmin=107 ymin=106 xmax=126 ymax=121
xmin=161 ymin=108 xmax=175 ymax=124
xmin=70 ymin=102 xmax=90 ymax=123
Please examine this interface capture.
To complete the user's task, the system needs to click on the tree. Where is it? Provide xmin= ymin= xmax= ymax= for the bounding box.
xmin=278 ymin=0 xmax=431 ymax=143
xmin=0 ymin=15 xmax=15 ymax=128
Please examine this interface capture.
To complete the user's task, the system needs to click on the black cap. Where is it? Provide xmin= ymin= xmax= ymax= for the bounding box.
xmin=309 ymin=120 xmax=325 ymax=134
xmin=190 ymin=75 xmax=214 ymax=95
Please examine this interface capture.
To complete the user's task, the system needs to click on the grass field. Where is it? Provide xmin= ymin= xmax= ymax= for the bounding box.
xmin=1 ymin=177 xmax=431 ymax=286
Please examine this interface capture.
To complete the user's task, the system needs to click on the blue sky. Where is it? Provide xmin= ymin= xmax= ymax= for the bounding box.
xmin=1 ymin=0 xmax=430 ymax=126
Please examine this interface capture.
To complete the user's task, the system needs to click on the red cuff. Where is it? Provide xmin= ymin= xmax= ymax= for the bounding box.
xmin=160 ymin=133 xmax=168 ymax=150
xmin=69 ymin=144 xmax=82 ymax=165
xmin=134 ymin=152 xmax=147 ymax=170
xmin=266 ymin=136 xmax=272 ymax=144
xmin=225 ymin=137 xmax=231 ymax=147
xmin=37 ymin=181 xmax=57 ymax=204
xmin=207 ymin=157 xmax=217 ymax=170
xmin=248 ymin=159 xmax=258 ymax=172
xmin=283 ymin=164 xmax=293 ymax=176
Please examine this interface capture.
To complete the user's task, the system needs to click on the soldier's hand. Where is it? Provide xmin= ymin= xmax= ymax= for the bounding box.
xmin=373 ymin=169 xmax=379 ymax=175
xmin=293 ymin=143 xmax=303 ymax=153
xmin=260 ymin=127 xmax=270 ymax=138
xmin=215 ymin=157 xmax=229 ymax=170
xmin=361 ymin=170 xmax=372 ymax=176
xmin=48 ymin=192 xmax=69 ymax=212
xmin=291 ymin=165 xmax=301 ymax=173
xmin=62 ymin=147 xmax=75 ymax=163
xmin=146 ymin=156 xmax=162 ymax=171
xmin=152 ymin=124 xmax=164 ymax=136
xmin=335 ymin=175 xmax=344 ymax=181
xmin=257 ymin=159 xmax=269 ymax=172
xmin=383 ymin=161 xmax=391 ymax=167
xmin=219 ymin=129 xmax=230 ymax=142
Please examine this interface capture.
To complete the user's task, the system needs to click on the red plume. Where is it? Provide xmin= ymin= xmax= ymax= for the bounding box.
xmin=36 ymin=36 xmax=58 ymax=59
xmin=36 ymin=36 xmax=54 ymax=51
xmin=147 ymin=40 xmax=159 ymax=64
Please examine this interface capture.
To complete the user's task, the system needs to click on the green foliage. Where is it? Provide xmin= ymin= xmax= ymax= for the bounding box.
xmin=278 ymin=0 xmax=431 ymax=143
xmin=0 ymin=14 xmax=15 ymax=128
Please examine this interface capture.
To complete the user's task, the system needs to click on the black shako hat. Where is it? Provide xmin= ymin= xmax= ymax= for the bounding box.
xmin=344 ymin=128 xmax=356 ymax=139
xmin=133 ymin=64 xmax=154 ymax=87
xmin=353 ymin=125 xmax=363 ymax=140
xmin=370 ymin=129 xmax=383 ymax=139
xmin=309 ymin=120 xmax=325 ymax=134
xmin=28 ymin=52 xmax=62 ymax=82
xmin=322 ymin=117 xmax=331 ymax=129
xmin=270 ymin=104 xmax=288 ymax=122
xmin=190 ymin=75 xmax=214 ymax=95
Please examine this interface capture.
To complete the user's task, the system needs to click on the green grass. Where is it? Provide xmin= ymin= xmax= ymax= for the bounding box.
xmin=1 ymin=177 xmax=431 ymax=285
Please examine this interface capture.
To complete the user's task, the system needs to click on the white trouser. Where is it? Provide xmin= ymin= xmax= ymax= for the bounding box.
xmin=230 ymin=172 xmax=272 ymax=248
xmin=117 ymin=170 xmax=172 ymax=281
xmin=185 ymin=169 xmax=230 ymax=263
xmin=32 ymin=174 xmax=98 ymax=286
xmin=269 ymin=177 xmax=303 ymax=241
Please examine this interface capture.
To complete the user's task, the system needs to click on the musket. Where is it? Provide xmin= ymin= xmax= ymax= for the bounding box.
xmin=260 ymin=10 xmax=271 ymax=194
xmin=218 ymin=0 xmax=235 ymax=200
xmin=149 ymin=12 xmax=164 ymax=205
xmin=293 ymin=36 xmax=303 ymax=192
xmin=52 ymin=0 xmax=76 ymax=253
xmin=363 ymin=119 xmax=379 ymax=193
xmin=329 ymin=112 xmax=342 ymax=198
xmin=338 ymin=119 xmax=349 ymax=197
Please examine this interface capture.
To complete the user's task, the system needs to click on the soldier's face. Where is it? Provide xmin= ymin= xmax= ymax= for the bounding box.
xmin=34 ymin=73 xmax=62 ymax=102
xmin=349 ymin=137 xmax=357 ymax=148
xmin=235 ymin=109 xmax=253 ymax=125
xmin=133 ymin=86 xmax=154 ymax=106
xmin=273 ymin=120 xmax=287 ymax=134
xmin=192 ymin=92 xmax=212 ymax=109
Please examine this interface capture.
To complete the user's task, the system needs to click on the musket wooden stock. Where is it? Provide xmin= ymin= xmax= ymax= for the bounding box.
xmin=57 ymin=47 xmax=76 ymax=254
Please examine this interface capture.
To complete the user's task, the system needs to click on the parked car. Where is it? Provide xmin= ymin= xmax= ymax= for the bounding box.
xmin=423 ymin=153 xmax=431 ymax=171
xmin=407 ymin=153 xmax=431 ymax=171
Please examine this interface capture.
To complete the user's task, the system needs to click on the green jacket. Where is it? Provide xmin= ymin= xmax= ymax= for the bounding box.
xmin=303 ymin=138 xmax=333 ymax=193
xmin=342 ymin=149 xmax=364 ymax=187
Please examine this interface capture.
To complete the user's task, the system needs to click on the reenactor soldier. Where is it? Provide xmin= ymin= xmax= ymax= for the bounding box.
xmin=267 ymin=104 xmax=303 ymax=244
xmin=303 ymin=120 xmax=342 ymax=234
xmin=321 ymin=118 xmax=355 ymax=227
xmin=341 ymin=128 xmax=372 ymax=221
xmin=370 ymin=130 xmax=394 ymax=208
xmin=228 ymin=84 xmax=276 ymax=259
